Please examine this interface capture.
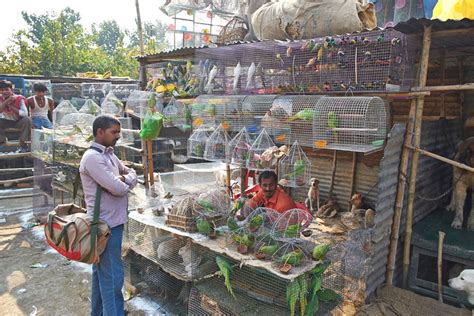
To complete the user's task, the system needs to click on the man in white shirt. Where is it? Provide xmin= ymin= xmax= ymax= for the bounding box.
xmin=0 ymin=80 xmax=32 ymax=152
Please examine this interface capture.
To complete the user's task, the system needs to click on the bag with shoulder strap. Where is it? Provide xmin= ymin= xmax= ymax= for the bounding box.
xmin=44 ymin=173 xmax=110 ymax=264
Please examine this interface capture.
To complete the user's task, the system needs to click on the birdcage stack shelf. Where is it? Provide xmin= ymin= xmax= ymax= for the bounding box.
xmin=278 ymin=141 xmax=311 ymax=188
xmin=81 ymin=82 xmax=111 ymax=103
xmin=312 ymin=96 xmax=388 ymax=153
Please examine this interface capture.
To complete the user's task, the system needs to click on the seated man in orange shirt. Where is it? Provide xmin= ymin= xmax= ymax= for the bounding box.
xmin=243 ymin=170 xmax=297 ymax=216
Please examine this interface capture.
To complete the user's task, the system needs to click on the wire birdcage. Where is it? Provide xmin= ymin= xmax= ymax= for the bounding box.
xmin=204 ymin=124 xmax=230 ymax=162
xmin=270 ymin=209 xmax=313 ymax=242
xmin=100 ymin=91 xmax=124 ymax=116
xmin=270 ymin=95 xmax=326 ymax=146
xmin=278 ymin=141 xmax=311 ymax=188
xmin=241 ymin=95 xmax=278 ymax=136
xmin=79 ymin=99 xmax=102 ymax=116
xmin=247 ymin=128 xmax=276 ymax=170
xmin=187 ymin=127 xmax=209 ymax=159
xmin=81 ymin=82 xmax=111 ymax=103
xmin=52 ymin=100 xmax=78 ymax=125
xmin=190 ymin=95 xmax=220 ymax=129
xmin=227 ymin=127 xmax=252 ymax=167
xmin=51 ymin=83 xmax=82 ymax=103
xmin=111 ymin=83 xmax=139 ymax=101
xmin=312 ymin=96 xmax=387 ymax=152
xmin=125 ymin=90 xmax=162 ymax=118
xmin=163 ymin=97 xmax=191 ymax=131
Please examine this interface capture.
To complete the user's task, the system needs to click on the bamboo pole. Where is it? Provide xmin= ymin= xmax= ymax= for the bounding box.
xmin=329 ymin=150 xmax=337 ymax=197
xmin=0 ymin=174 xmax=52 ymax=185
xmin=240 ymin=167 xmax=247 ymax=198
xmin=407 ymin=145 xmax=474 ymax=173
xmin=141 ymin=139 xmax=149 ymax=188
xmin=225 ymin=163 xmax=231 ymax=196
xmin=458 ymin=57 xmax=465 ymax=123
xmin=386 ymin=99 xmax=416 ymax=284
xmin=403 ymin=25 xmax=432 ymax=289
xmin=411 ymin=83 xmax=474 ymax=92
xmin=0 ymin=167 xmax=33 ymax=173
xmin=437 ymin=231 xmax=446 ymax=303
xmin=146 ymin=140 xmax=154 ymax=186
xmin=348 ymin=152 xmax=357 ymax=210
xmin=0 ymin=152 xmax=31 ymax=160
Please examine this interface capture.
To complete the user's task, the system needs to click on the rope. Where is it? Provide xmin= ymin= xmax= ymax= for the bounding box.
xmin=412 ymin=173 xmax=462 ymax=202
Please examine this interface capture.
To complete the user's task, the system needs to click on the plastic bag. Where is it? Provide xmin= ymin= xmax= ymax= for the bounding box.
xmin=139 ymin=109 xmax=163 ymax=140
xmin=432 ymin=0 xmax=474 ymax=20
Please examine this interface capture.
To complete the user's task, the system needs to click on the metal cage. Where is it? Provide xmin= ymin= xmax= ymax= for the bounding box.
xmin=125 ymin=90 xmax=160 ymax=119
xmin=241 ymin=95 xmax=278 ymax=136
xmin=247 ymin=128 xmax=276 ymax=171
xmin=204 ymin=124 xmax=230 ymax=162
xmin=187 ymin=127 xmax=209 ymax=160
xmin=312 ymin=96 xmax=387 ymax=152
xmin=227 ymin=127 xmax=252 ymax=167
xmin=278 ymin=141 xmax=311 ymax=188
xmin=81 ymin=82 xmax=111 ymax=103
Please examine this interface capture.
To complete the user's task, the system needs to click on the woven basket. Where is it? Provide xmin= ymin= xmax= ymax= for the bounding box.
xmin=217 ymin=17 xmax=248 ymax=45
xmin=166 ymin=214 xmax=197 ymax=232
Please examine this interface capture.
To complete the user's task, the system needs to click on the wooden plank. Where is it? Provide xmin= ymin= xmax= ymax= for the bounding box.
xmin=0 ymin=167 xmax=33 ymax=173
xmin=0 ymin=174 xmax=52 ymax=185
xmin=0 ymin=152 xmax=31 ymax=160
xmin=411 ymin=83 xmax=474 ymax=92
xmin=407 ymin=145 xmax=474 ymax=173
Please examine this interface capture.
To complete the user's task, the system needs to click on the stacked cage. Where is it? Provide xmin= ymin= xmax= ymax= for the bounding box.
xmin=312 ymin=96 xmax=388 ymax=152
xmin=81 ymin=82 xmax=111 ymax=103
xmin=278 ymin=141 xmax=311 ymax=188
xmin=163 ymin=97 xmax=191 ymax=131
xmin=269 ymin=95 xmax=325 ymax=146
xmin=241 ymin=95 xmax=278 ymax=136
xmin=51 ymin=83 xmax=82 ymax=103
xmin=101 ymin=91 xmax=124 ymax=116
xmin=190 ymin=95 xmax=220 ymax=129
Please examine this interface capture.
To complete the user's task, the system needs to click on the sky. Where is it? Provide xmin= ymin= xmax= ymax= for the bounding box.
xmin=0 ymin=0 xmax=172 ymax=49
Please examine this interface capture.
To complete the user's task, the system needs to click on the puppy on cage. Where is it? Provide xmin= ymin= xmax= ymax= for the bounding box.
xmin=349 ymin=193 xmax=376 ymax=229
xmin=305 ymin=178 xmax=320 ymax=215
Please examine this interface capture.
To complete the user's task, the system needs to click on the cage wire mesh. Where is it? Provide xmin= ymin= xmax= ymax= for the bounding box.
xmin=247 ymin=128 xmax=276 ymax=170
xmin=226 ymin=127 xmax=252 ymax=167
xmin=78 ymin=99 xmax=102 ymax=116
xmin=241 ymin=95 xmax=278 ymax=136
xmin=190 ymin=95 xmax=219 ymax=129
xmin=312 ymin=96 xmax=387 ymax=152
xmin=100 ymin=91 xmax=124 ymax=116
xmin=204 ymin=124 xmax=230 ymax=162
xmin=278 ymin=141 xmax=311 ymax=188
xmin=272 ymin=95 xmax=326 ymax=146
xmin=51 ymin=83 xmax=82 ymax=103
xmin=111 ymin=83 xmax=139 ymax=101
xmin=125 ymin=217 xmax=219 ymax=282
xmin=53 ymin=100 xmax=78 ymax=126
xmin=187 ymin=127 xmax=209 ymax=160
xmin=81 ymin=82 xmax=111 ymax=103
xmin=125 ymin=90 xmax=162 ymax=118
xmin=163 ymin=96 xmax=191 ymax=131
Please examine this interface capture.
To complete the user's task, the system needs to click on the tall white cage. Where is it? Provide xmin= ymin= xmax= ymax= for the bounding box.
xmin=269 ymin=95 xmax=326 ymax=146
xmin=278 ymin=141 xmax=311 ymax=188
xmin=240 ymin=95 xmax=278 ymax=136
xmin=204 ymin=124 xmax=230 ymax=162
xmin=247 ymin=128 xmax=276 ymax=170
xmin=187 ymin=127 xmax=209 ymax=159
xmin=312 ymin=96 xmax=387 ymax=153
xmin=227 ymin=127 xmax=252 ymax=167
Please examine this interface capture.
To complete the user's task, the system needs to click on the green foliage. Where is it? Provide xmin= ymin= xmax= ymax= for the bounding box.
xmin=0 ymin=7 xmax=169 ymax=78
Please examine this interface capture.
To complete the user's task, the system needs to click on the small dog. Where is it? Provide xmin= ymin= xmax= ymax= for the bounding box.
xmin=350 ymin=193 xmax=376 ymax=229
xmin=305 ymin=178 xmax=320 ymax=214
xmin=448 ymin=269 xmax=474 ymax=312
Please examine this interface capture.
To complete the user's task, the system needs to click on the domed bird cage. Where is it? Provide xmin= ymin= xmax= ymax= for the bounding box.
xmin=278 ymin=141 xmax=311 ymax=188
xmin=247 ymin=128 xmax=276 ymax=170
xmin=163 ymin=97 xmax=191 ymax=131
xmin=313 ymin=96 xmax=388 ymax=153
xmin=241 ymin=95 xmax=278 ymax=135
xmin=227 ymin=127 xmax=252 ymax=167
xmin=270 ymin=209 xmax=312 ymax=242
xmin=270 ymin=95 xmax=325 ymax=146
xmin=190 ymin=95 xmax=220 ymax=129
xmin=79 ymin=99 xmax=102 ymax=116
xmin=101 ymin=91 xmax=123 ymax=116
xmin=187 ymin=127 xmax=209 ymax=159
xmin=125 ymin=91 xmax=163 ymax=118
xmin=204 ymin=124 xmax=230 ymax=162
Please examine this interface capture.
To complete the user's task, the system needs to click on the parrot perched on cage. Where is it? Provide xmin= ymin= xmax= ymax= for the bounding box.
xmin=284 ymin=160 xmax=306 ymax=179
xmin=147 ymin=93 xmax=157 ymax=109
xmin=205 ymin=65 xmax=218 ymax=94
xmin=216 ymin=256 xmax=236 ymax=298
xmin=196 ymin=218 xmax=211 ymax=234
xmin=312 ymin=244 xmax=331 ymax=261
xmin=287 ymin=109 xmax=317 ymax=122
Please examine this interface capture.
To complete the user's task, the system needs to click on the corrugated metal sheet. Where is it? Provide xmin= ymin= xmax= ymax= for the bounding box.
xmin=394 ymin=18 xmax=474 ymax=35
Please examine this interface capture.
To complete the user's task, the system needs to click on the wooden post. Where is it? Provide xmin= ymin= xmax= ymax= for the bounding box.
xmin=402 ymin=25 xmax=432 ymax=289
xmin=226 ymin=163 xmax=231 ymax=196
xmin=440 ymin=49 xmax=446 ymax=119
xmin=146 ymin=140 xmax=154 ymax=186
xmin=240 ymin=167 xmax=247 ymax=197
xmin=437 ymin=231 xmax=446 ymax=303
xmin=329 ymin=150 xmax=337 ymax=197
xmin=141 ymin=139 xmax=149 ymax=188
xmin=386 ymin=99 xmax=416 ymax=284
xmin=348 ymin=152 xmax=357 ymax=210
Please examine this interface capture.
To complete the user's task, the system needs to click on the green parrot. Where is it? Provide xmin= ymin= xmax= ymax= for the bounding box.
xmin=239 ymin=234 xmax=255 ymax=248
xmin=327 ymin=111 xmax=338 ymax=143
xmin=259 ymin=244 xmax=278 ymax=255
xmin=227 ymin=217 xmax=240 ymax=232
xmin=288 ymin=109 xmax=317 ymax=122
xmin=147 ymin=93 xmax=157 ymax=109
xmin=249 ymin=214 xmax=264 ymax=230
xmin=284 ymin=224 xmax=300 ymax=238
xmin=285 ymin=160 xmax=306 ymax=179
xmin=278 ymin=250 xmax=304 ymax=266
xmin=206 ymin=104 xmax=216 ymax=117
xmin=197 ymin=199 xmax=215 ymax=212
xmin=196 ymin=218 xmax=211 ymax=234
xmin=231 ymin=198 xmax=246 ymax=215
xmin=312 ymin=244 xmax=331 ymax=261
xmin=216 ymin=256 xmax=236 ymax=298
xmin=183 ymin=104 xmax=192 ymax=123
xmin=194 ymin=144 xmax=204 ymax=157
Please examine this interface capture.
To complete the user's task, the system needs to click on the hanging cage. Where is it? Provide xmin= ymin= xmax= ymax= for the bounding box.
xmin=125 ymin=90 xmax=162 ymax=118
xmin=227 ymin=127 xmax=252 ymax=167
xmin=278 ymin=141 xmax=311 ymax=188
xmin=241 ymin=95 xmax=278 ymax=136
xmin=204 ymin=124 xmax=230 ymax=162
xmin=247 ymin=128 xmax=277 ymax=171
xmin=269 ymin=95 xmax=326 ymax=146
xmin=312 ymin=96 xmax=388 ymax=153
xmin=187 ymin=127 xmax=210 ymax=159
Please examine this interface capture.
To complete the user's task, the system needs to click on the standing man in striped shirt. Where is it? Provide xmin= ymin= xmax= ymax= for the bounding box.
xmin=79 ymin=115 xmax=138 ymax=316
xmin=0 ymin=80 xmax=32 ymax=152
